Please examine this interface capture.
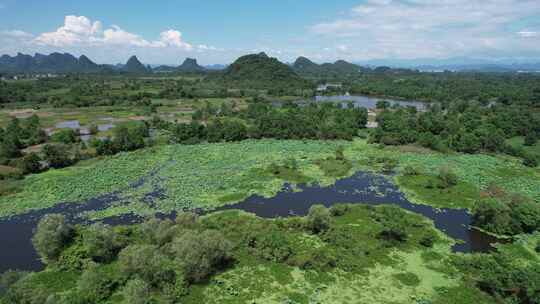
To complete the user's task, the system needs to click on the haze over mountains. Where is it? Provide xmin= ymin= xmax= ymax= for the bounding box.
xmin=2 ymin=52 xmax=540 ymax=75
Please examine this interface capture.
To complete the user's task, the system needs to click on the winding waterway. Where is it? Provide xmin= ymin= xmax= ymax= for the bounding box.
xmin=0 ymin=171 xmax=501 ymax=273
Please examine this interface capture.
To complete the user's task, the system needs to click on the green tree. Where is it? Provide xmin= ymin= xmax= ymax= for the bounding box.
xmin=42 ymin=144 xmax=72 ymax=169
xmin=83 ymin=223 xmax=123 ymax=262
xmin=306 ymin=205 xmax=331 ymax=234
xmin=121 ymin=279 xmax=150 ymax=304
xmin=32 ymin=214 xmax=74 ymax=263
xmin=171 ymin=230 xmax=232 ymax=283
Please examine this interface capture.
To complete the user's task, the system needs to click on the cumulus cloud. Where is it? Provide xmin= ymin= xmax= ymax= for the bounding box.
xmin=310 ymin=0 xmax=540 ymax=59
xmin=34 ymin=15 xmax=193 ymax=51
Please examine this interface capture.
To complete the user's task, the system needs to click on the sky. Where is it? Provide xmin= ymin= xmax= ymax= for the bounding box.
xmin=1 ymin=0 xmax=540 ymax=65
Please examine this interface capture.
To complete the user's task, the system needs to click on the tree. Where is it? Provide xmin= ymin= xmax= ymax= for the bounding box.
xmin=77 ymin=264 xmax=115 ymax=303
xmin=51 ymin=129 xmax=79 ymax=144
xmin=83 ymin=223 xmax=123 ymax=262
xmin=32 ymin=214 xmax=74 ymax=263
xmin=171 ymin=230 xmax=232 ymax=282
xmin=42 ymin=144 xmax=72 ymax=169
xmin=121 ymin=279 xmax=150 ymax=304
xmin=94 ymin=138 xmax=116 ymax=156
xmin=118 ymin=245 xmax=175 ymax=286
xmin=438 ymin=167 xmax=458 ymax=188
xmin=306 ymin=205 xmax=331 ymax=234
xmin=0 ymin=133 xmax=21 ymax=159
xmin=16 ymin=152 xmax=42 ymax=174
xmin=524 ymin=132 xmax=538 ymax=146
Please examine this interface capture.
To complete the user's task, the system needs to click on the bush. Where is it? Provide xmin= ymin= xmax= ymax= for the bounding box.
xmin=0 ymin=270 xmax=29 ymax=294
xmin=83 ymin=223 xmax=124 ymax=263
xmin=42 ymin=144 xmax=72 ymax=169
xmin=32 ymin=214 xmax=74 ymax=263
xmin=245 ymin=229 xmax=293 ymax=262
xmin=77 ymin=265 xmax=115 ymax=304
xmin=175 ymin=212 xmax=199 ymax=229
xmin=118 ymin=245 xmax=174 ymax=286
xmin=330 ymin=204 xmax=350 ymax=217
xmin=306 ymin=205 xmax=331 ymax=234
xmin=139 ymin=218 xmax=175 ymax=246
xmin=16 ymin=153 xmax=41 ymax=174
xmin=171 ymin=230 xmax=232 ymax=283
xmin=121 ymin=279 xmax=150 ymax=304
xmin=523 ymin=153 xmax=538 ymax=167
xmin=438 ymin=166 xmax=458 ymax=188
xmin=51 ymin=129 xmax=79 ymax=144
xmin=402 ymin=165 xmax=420 ymax=176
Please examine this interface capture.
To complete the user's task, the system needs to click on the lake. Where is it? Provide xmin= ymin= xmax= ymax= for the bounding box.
xmin=314 ymin=95 xmax=427 ymax=110
xmin=0 ymin=171 xmax=502 ymax=273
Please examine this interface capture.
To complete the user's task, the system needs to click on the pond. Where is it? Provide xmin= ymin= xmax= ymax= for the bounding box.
xmin=0 ymin=171 xmax=503 ymax=273
xmin=314 ymin=95 xmax=427 ymax=111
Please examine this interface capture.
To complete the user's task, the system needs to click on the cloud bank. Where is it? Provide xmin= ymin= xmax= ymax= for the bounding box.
xmin=310 ymin=0 xmax=540 ymax=60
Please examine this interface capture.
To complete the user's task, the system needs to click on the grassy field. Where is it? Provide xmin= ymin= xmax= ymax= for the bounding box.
xmin=1 ymin=139 xmax=539 ymax=218
xmin=0 ymin=97 xmax=247 ymax=129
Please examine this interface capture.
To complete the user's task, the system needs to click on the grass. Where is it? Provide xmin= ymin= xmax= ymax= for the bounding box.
xmin=396 ymin=174 xmax=480 ymax=209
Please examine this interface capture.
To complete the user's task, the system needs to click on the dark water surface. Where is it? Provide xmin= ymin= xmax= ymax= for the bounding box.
xmin=0 ymin=171 xmax=502 ymax=273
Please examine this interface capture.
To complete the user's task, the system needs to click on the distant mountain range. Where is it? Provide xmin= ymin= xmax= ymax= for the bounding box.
xmin=355 ymin=57 xmax=540 ymax=72
xmin=0 ymin=52 xmax=107 ymax=73
xmin=2 ymin=52 xmax=539 ymax=75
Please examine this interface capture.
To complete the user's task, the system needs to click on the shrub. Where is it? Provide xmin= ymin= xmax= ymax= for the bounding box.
xmin=330 ymin=204 xmax=350 ymax=217
xmin=16 ymin=153 xmax=42 ymax=174
xmin=306 ymin=205 xmax=331 ymax=234
xmin=438 ymin=166 xmax=458 ymax=188
xmin=139 ymin=218 xmax=175 ymax=246
xmin=83 ymin=223 xmax=124 ymax=262
xmin=378 ymin=228 xmax=408 ymax=243
xmin=32 ymin=214 xmax=74 ymax=263
xmin=402 ymin=165 xmax=420 ymax=176
xmin=77 ymin=265 xmax=115 ymax=303
xmin=175 ymin=212 xmax=199 ymax=229
xmin=51 ymin=129 xmax=79 ymax=144
xmin=118 ymin=245 xmax=174 ymax=286
xmin=245 ymin=229 xmax=293 ymax=262
xmin=121 ymin=279 xmax=150 ymax=304
xmin=42 ymin=144 xmax=73 ymax=169
xmin=171 ymin=230 xmax=232 ymax=283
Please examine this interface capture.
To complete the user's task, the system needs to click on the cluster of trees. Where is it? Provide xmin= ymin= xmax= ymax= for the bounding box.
xmin=453 ymin=242 xmax=540 ymax=304
xmin=0 ymin=204 xmax=438 ymax=303
xmin=371 ymin=102 xmax=540 ymax=166
xmin=349 ymin=72 xmax=540 ymax=106
xmin=473 ymin=187 xmax=540 ymax=236
xmin=91 ymin=122 xmax=149 ymax=156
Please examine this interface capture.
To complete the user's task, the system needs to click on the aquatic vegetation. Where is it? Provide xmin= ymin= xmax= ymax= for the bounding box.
xmin=1 ymin=139 xmax=539 ymax=218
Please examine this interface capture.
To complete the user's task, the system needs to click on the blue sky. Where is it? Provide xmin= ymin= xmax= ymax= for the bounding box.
xmin=1 ymin=0 xmax=540 ymax=65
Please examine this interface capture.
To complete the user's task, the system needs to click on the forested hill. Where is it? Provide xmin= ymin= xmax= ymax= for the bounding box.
xmin=293 ymin=56 xmax=366 ymax=78
xmin=0 ymin=52 xmax=108 ymax=74
xmin=210 ymin=52 xmax=311 ymax=89
xmin=177 ymin=58 xmax=206 ymax=73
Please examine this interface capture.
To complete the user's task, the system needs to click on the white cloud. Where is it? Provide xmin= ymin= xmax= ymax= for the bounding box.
xmin=517 ymin=30 xmax=538 ymax=38
xmin=35 ymin=16 xmax=101 ymax=46
xmin=0 ymin=30 xmax=33 ymax=39
xmin=34 ymin=15 xmax=193 ymax=51
xmin=310 ymin=0 xmax=540 ymax=60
